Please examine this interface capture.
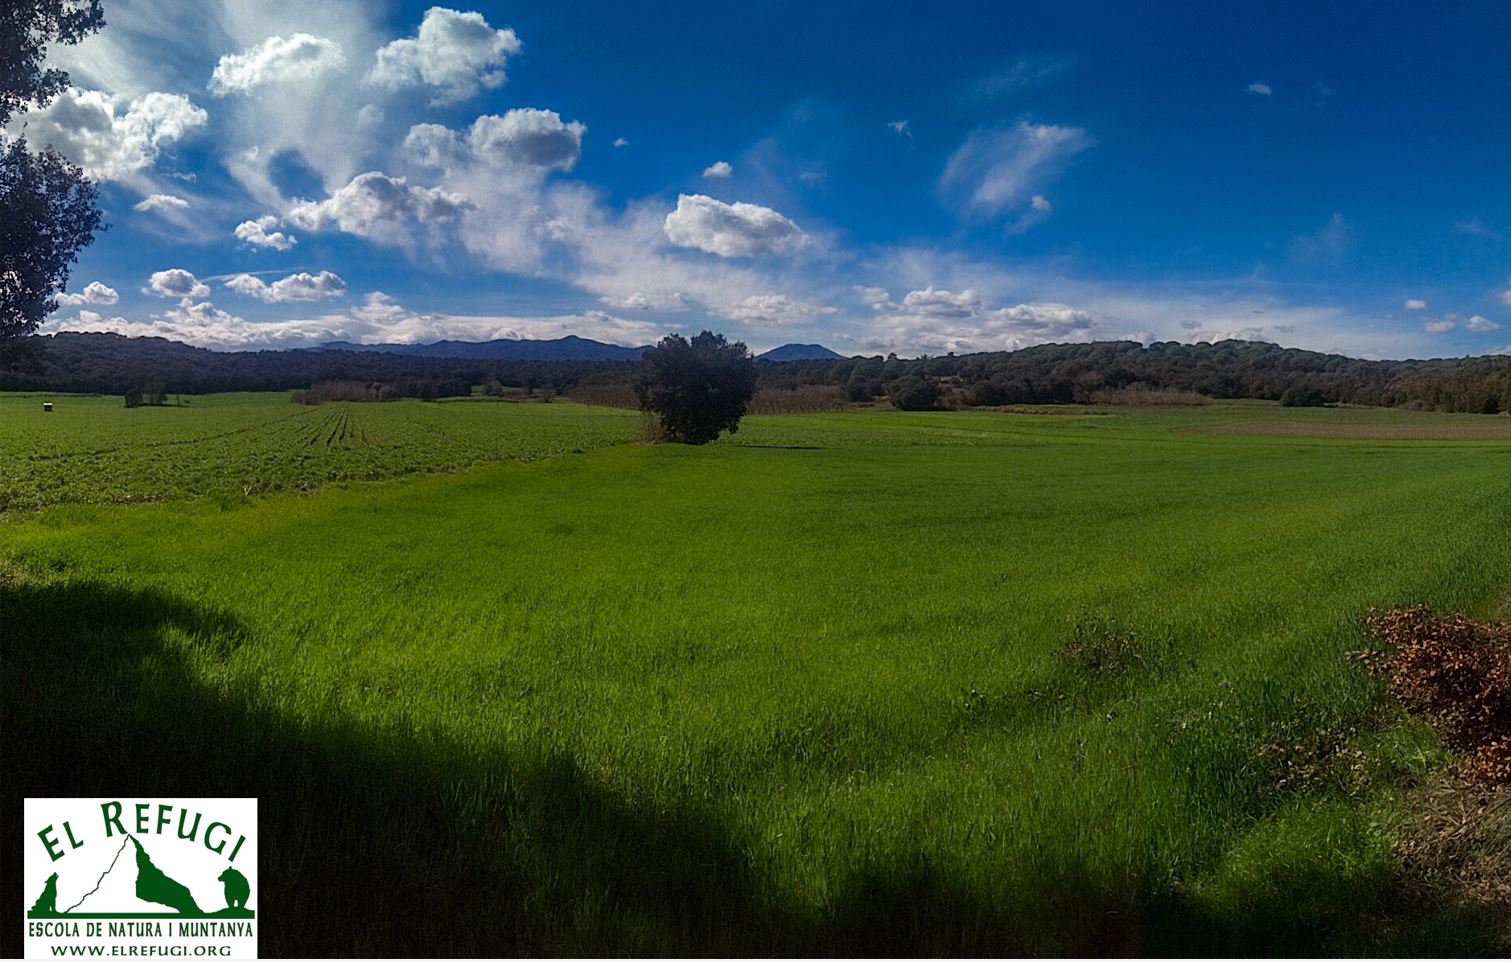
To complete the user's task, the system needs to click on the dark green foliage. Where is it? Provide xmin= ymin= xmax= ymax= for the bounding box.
xmin=1280 ymin=385 xmax=1328 ymax=408
xmin=124 ymin=380 xmax=168 ymax=408
xmin=766 ymin=340 xmax=1511 ymax=415
xmin=1 ymin=1 xmax=106 ymax=349
xmin=10 ymin=335 xmax=1511 ymax=418
xmin=1 ymin=138 xmax=104 ymax=342
xmin=0 ymin=0 xmax=104 ymax=126
xmin=888 ymin=375 xmax=940 ymax=411
xmin=0 ymin=333 xmax=635 ymax=395
xmin=635 ymin=331 xmax=758 ymax=444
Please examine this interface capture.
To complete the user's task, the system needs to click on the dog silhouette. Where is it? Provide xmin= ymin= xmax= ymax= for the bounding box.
xmin=31 ymin=873 xmax=59 ymax=916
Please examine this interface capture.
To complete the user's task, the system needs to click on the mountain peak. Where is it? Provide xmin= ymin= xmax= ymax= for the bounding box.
xmin=757 ymin=343 xmax=845 ymax=362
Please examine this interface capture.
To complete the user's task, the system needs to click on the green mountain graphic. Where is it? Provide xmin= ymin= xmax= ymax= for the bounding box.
xmin=130 ymin=835 xmax=200 ymax=913
xmin=28 ymin=835 xmax=253 ymax=920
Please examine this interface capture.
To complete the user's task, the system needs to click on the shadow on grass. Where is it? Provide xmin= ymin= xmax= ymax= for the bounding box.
xmin=2 ymin=577 xmax=1504 ymax=956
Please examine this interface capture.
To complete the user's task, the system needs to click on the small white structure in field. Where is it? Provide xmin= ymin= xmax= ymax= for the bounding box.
xmin=42 ymin=402 xmax=53 ymax=412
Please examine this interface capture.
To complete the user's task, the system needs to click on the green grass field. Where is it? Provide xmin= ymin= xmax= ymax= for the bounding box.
xmin=4 ymin=393 xmax=1510 ymax=955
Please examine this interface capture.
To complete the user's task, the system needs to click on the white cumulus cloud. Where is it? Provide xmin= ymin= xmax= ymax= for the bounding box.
xmin=662 ymin=193 xmax=807 ymax=258
xmin=368 ymin=6 xmax=522 ymax=105
xmin=1425 ymin=319 xmax=1456 ymax=334
xmin=11 ymin=88 xmax=207 ymax=181
xmin=598 ymin=290 xmax=687 ymax=311
xmin=861 ymin=285 xmax=1096 ymax=354
xmin=722 ymin=294 xmax=838 ymax=327
xmin=702 ymin=160 xmax=733 ymax=178
xmin=1467 ymin=315 xmax=1500 ymax=333
xmin=1403 ymin=298 xmax=1427 ymax=311
xmin=144 ymin=269 xmax=210 ymax=299
xmin=224 ymin=271 xmax=348 ymax=302
xmin=234 ymin=215 xmax=297 ymax=251
xmin=286 ymin=171 xmax=474 ymax=241
xmin=209 ymin=34 xmax=347 ymax=96
xmin=467 ymin=109 xmax=585 ymax=171
xmin=406 ymin=110 xmax=586 ymax=172
xmin=56 ymin=281 xmax=120 ymax=307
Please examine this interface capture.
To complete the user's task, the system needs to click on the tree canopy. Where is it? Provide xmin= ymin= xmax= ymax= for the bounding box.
xmin=1 ymin=0 xmax=104 ymax=126
xmin=1 ymin=139 xmax=104 ymax=342
xmin=635 ymin=331 xmax=758 ymax=444
xmin=1 ymin=0 xmax=106 ymax=353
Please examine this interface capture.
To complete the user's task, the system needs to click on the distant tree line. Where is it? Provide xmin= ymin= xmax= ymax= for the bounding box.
xmin=1 ymin=333 xmax=635 ymax=397
xmin=757 ymin=340 xmax=1511 ymax=414
xmin=8 ymin=333 xmax=1511 ymax=415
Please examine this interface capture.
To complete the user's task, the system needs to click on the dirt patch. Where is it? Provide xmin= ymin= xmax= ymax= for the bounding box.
xmin=1397 ymin=777 xmax=1511 ymax=939
xmin=1185 ymin=420 xmax=1511 ymax=440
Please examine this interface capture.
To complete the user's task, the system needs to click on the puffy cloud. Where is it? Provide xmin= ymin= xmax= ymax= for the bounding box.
xmin=368 ymin=6 xmax=522 ymax=105
xmin=853 ymin=286 xmax=895 ymax=311
xmin=467 ymin=109 xmax=585 ymax=171
xmin=286 ymin=171 xmax=474 ymax=240
xmin=1500 ymin=279 xmax=1511 ymax=307
xmin=50 ymin=291 xmax=662 ymax=351
xmin=599 ymin=290 xmax=687 ymax=311
xmin=403 ymin=123 xmax=462 ymax=167
xmin=939 ymin=121 xmax=1093 ymax=223
xmin=12 ymin=88 xmax=207 ymax=181
xmin=722 ymin=294 xmax=838 ymax=327
xmin=234 ymin=215 xmax=297 ymax=251
xmin=209 ymin=34 xmax=347 ymax=96
xmin=1403 ymin=298 xmax=1427 ymax=311
xmin=663 ymin=193 xmax=807 ymax=258
xmin=860 ymin=284 xmax=1096 ymax=354
xmin=1467 ymin=315 xmax=1500 ymax=333
xmin=56 ymin=281 xmax=120 ymax=307
xmin=224 ymin=270 xmax=347 ymax=302
xmin=1246 ymin=82 xmax=1272 ymax=96
xmin=133 ymin=194 xmax=190 ymax=214
xmin=144 ymin=269 xmax=209 ymax=299
xmin=899 ymin=286 xmax=984 ymax=318
xmin=702 ymin=160 xmax=733 ymax=178
xmin=406 ymin=110 xmax=585 ymax=172
xmin=613 ymin=137 xmax=629 ymax=148
xmin=1425 ymin=319 xmax=1456 ymax=334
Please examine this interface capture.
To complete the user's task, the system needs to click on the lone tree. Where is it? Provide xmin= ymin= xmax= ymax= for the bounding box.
xmin=1 ymin=1 xmax=106 ymax=355
xmin=635 ymin=331 xmax=758 ymax=444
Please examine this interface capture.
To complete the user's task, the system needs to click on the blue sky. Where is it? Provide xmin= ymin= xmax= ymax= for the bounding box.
xmin=12 ymin=0 xmax=1511 ymax=356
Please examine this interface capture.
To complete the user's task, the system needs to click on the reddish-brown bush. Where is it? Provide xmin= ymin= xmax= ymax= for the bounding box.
xmin=746 ymin=385 xmax=845 ymax=415
xmin=1358 ymin=607 xmax=1511 ymax=783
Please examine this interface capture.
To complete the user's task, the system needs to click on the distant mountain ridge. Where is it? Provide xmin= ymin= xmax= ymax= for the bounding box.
xmin=757 ymin=343 xmax=846 ymax=362
xmin=312 ymin=335 xmax=650 ymax=362
xmin=310 ymin=337 xmax=848 ymax=363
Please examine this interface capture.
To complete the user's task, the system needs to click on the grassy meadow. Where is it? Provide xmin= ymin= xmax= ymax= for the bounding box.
xmin=4 ymin=393 xmax=1511 ymax=955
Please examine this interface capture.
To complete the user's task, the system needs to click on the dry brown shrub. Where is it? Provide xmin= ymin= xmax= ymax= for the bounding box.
xmin=1395 ymin=776 xmax=1511 ymax=932
xmin=1255 ymin=702 xmax=1371 ymax=796
xmin=1358 ymin=607 xmax=1511 ymax=783
xmin=1090 ymin=385 xmax=1211 ymax=406
xmin=745 ymin=385 xmax=845 ymax=415
xmin=1059 ymin=614 xmax=1142 ymax=676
